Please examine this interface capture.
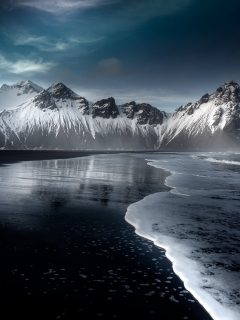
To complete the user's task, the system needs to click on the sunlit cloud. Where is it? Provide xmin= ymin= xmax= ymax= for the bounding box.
xmin=0 ymin=54 xmax=56 ymax=74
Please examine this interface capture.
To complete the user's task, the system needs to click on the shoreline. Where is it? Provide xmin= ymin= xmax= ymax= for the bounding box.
xmin=125 ymin=154 xmax=239 ymax=320
xmin=0 ymin=150 xmax=168 ymax=166
xmin=0 ymin=153 xmax=215 ymax=319
xmin=1 ymin=148 xmax=240 ymax=165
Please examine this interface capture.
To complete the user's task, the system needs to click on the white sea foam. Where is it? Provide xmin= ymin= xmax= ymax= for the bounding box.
xmin=125 ymin=152 xmax=240 ymax=320
xmin=205 ymin=157 xmax=240 ymax=166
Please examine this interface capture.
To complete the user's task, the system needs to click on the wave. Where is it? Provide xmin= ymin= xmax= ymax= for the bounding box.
xmin=125 ymin=152 xmax=240 ymax=320
xmin=204 ymin=158 xmax=240 ymax=165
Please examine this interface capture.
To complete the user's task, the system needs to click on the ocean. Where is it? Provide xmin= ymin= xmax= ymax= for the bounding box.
xmin=127 ymin=152 xmax=240 ymax=320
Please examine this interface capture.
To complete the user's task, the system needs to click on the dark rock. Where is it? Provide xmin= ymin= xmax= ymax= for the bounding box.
xmin=120 ymin=101 xmax=137 ymax=119
xmin=48 ymin=83 xmax=78 ymax=100
xmin=187 ymin=107 xmax=194 ymax=115
xmin=175 ymin=102 xmax=192 ymax=113
xmin=76 ymin=98 xmax=89 ymax=115
xmin=210 ymin=80 xmax=240 ymax=104
xmin=198 ymin=93 xmax=209 ymax=104
xmin=33 ymin=90 xmax=58 ymax=111
xmin=135 ymin=103 xmax=163 ymax=126
xmin=92 ymin=97 xmax=119 ymax=119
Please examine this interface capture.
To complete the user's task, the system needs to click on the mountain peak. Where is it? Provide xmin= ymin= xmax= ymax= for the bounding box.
xmin=223 ymin=80 xmax=239 ymax=87
xmin=14 ymin=80 xmax=43 ymax=92
xmin=46 ymin=82 xmax=79 ymax=100
xmin=0 ymin=84 xmax=10 ymax=92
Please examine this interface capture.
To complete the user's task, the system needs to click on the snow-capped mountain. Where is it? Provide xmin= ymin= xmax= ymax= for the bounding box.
xmin=0 ymin=80 xmax=240 ymax=150
xmin=158 ymin=80 xmax=240 ymax=149
xmin=0 ymin=80 xmax=43 ymax=111
xmin=0 ymin=82 xmax=166 ymax=149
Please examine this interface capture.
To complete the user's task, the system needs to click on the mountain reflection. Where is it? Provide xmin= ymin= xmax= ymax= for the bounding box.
xmin=0 ymin=154 xmax=171 ymax=228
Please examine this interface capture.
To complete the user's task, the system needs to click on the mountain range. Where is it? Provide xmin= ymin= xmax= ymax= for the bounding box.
xmin=0 ymin=80 xmax=239 ymax=150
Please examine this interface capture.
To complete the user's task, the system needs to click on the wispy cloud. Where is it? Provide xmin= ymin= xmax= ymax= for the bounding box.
xmin=1 ymin=0 xmax=192 ymax=18
xmin=4 ymin=0 xmax=119 ymax=14
xmin=12 ymin=34 xmax=68 ymax=52
xmin=0 ymin=54 xmax=56 ymax=74
xmin=69 ymin=37 xmax=105 ymax=44
xmin=3 ymin=30 xmax=104 ymax=52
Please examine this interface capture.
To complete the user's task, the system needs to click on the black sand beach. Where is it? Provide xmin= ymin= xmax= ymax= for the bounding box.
xmin=0 ymin=151 xmax=213 ymax=319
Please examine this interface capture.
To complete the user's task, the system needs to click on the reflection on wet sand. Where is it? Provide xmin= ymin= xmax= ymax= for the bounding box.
xmin=0 ymin=154 xmax=213 ymax=320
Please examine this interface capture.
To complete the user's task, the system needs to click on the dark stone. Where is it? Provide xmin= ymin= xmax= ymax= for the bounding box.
xmin=33 ymin=91 xmax=58 ymax=111
xmin=49 ymin=83 xmax=77 ymax=100
xmin=136 ymin=103 xmax=163 ymax=126
xmin=92 ymin=97 xmax=119 ymax=119
xmin=120 ymin=101 xmax=137 ymax=119
xmin=187 ymin=107 xmax=194 ymax=115
xmin=76 ymin=98 xmax=89 ymax=115
xmin=211 ymin=81 xmax=240 ymax=104
xmin=198 ymin=93 xmax=209 ymax=104
xmin=175 ymin=102 xmax=192 ymax=113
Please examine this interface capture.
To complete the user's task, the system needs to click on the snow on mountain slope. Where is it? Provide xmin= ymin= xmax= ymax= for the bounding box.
xmin=159 ymin=81 xmax=240 ymax=149
xmin=0 ymin=80 xmax=43 ymax=111
xmin=1 ymin=80 xmax=240 ymax=150
xmin=0 ymin=82 xmax=166 ymax=149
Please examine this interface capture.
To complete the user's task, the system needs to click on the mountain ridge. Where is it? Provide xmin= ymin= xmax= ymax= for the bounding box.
xmin=0 ymin=80 xmax=239 ymax=150
xmin=0 ymin=80 xmax=43 ymax=111
xmin=0 ymin=81 xmax=165 ymax=149
xmin=159 ymin=80 xmax=240 ymax=149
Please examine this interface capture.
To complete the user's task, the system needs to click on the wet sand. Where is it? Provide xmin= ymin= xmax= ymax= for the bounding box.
xmin=0 ymin=150 xmax=160 ymax=165
xmin=0 ymin=152 xmax=213 ymax=319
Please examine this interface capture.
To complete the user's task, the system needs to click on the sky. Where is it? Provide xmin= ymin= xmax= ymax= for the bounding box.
xmin=0 ymin=0 xmax=240 ymax=111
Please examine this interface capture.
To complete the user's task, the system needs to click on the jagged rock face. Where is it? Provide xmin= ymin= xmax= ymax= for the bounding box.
xmin=14 ymin=81 xmax=40 ymax=96
xmin=48 ymin=83 xmax=78 ymax=100
xmin=159 ymin=80 xmax=240 ymax=150
xmin=33 ymin=90 xmax=58 ymax=111
xmin=0 ymin=82 xmax=164 ymax=150
xmin=76 ymin=97 xmax=89 ymax=115
xmin=120 ymin=101 xmax=137 ymax=119
xmin=136 ymin=103 xmax=163 ymax=126
xmin=210 ymin=80 xmax=240 ymax=105
xmin=175 ymin=102 xmax=193 ymax=115
xmin=33 ymin=83 xmax=90 ymax=114
xmin=198 ymin=93 xmax=209 ymax=105
xmin=2 ymin=79 xmax=240 ymax=151
xmin=210 ymin=81 xmax=240 ymax=133
xmin=120 ymin=102 xmax=164 ymax=126
xmin=92 ymin=97 xmax=119 ymax=119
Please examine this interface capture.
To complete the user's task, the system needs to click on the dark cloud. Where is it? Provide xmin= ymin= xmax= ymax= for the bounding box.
xmin=1 ymin=0 xmax=240 ymax=111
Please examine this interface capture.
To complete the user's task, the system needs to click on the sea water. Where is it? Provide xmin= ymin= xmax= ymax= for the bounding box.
xmin=126 ymin=152 xmax=240 ymax=320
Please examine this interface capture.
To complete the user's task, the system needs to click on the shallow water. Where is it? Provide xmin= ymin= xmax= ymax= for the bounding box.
xmin=128 ymin=152 xmax=240 ymax=320
xmin=0 ymin=153 xmax=212 ymax=319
